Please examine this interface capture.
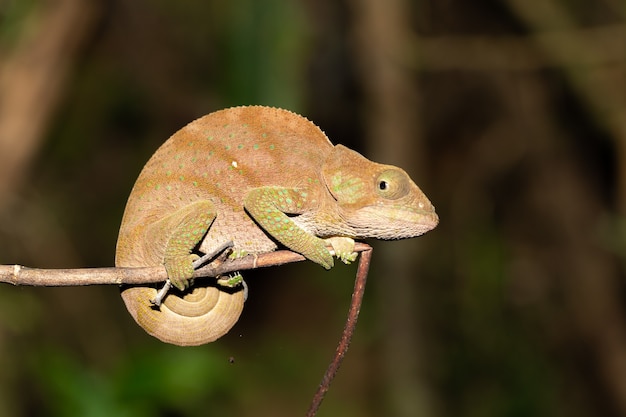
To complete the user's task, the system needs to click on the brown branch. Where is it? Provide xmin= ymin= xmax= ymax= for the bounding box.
xmin=0 ymin=242 xmax=373 ymax=287
xmin=307 ymin=244 xmax=372 ymax=417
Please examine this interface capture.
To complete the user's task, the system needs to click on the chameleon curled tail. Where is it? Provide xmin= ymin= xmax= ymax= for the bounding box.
xmin=121 ymin=283 xmax=244 ymax=346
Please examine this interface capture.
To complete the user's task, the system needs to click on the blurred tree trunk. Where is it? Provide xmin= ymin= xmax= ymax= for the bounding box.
xmin=0 ymin=2 xmax=99 ymax=415
xmin=503 ymin=1 xmax=626 ymax=414
xmin=505 ymin=0 xmax=626 ymax=211
xmin=348 ymin=0 xmax=438 ymax=416
xmin=504 ymin=71 xmax=626 ymax=416
xmin=0 ymin=0 xmax=100 ymax=202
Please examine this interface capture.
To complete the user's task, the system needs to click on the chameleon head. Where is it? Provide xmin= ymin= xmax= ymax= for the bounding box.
xmin=321 ymin=144 xmax=439 ymax=239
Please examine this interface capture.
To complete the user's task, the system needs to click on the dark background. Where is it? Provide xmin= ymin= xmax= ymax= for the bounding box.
xmin=0 ymin=0 xmax=625 ymax=416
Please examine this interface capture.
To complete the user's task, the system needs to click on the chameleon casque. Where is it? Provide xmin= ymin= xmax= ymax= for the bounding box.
xmin=116 ymin=106 xmax=438 ymax=346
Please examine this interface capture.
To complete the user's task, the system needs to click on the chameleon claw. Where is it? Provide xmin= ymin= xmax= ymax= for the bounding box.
xmin=336 ymin=251 xmax=358 ymax=264
xmin=217 ymin=273 xmax=243 ymax=288
xmin=217 ymin=273 xmax=248 ymax=302
xmin=325 ymin=237 xmax=357 ymax=265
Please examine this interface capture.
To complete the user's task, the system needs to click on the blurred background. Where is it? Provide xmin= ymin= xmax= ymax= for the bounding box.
xmin=0 ymin=0 xmax=624 ymax=416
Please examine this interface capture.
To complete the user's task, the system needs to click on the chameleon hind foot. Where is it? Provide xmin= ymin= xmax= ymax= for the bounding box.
xmin=152 ymin=241 xmax=236 ymax=307
xmin=217 ymin=273 xmax=248 ymax=301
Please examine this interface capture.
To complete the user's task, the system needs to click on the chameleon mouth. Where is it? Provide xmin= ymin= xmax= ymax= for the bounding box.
xmin=348 ymin=205 xmax=439 ymax=240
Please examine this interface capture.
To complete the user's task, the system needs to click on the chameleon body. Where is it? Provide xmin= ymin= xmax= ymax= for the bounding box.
xmin=116 ymin=106 xmax=438 ymax=346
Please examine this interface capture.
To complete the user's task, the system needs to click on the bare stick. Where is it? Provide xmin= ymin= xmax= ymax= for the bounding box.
xmin=306 ymin=244 xmax=373 ymax=417
xmin=0 ymin=242 xmax=372 ymax=287
xmin=192 ymin=240 xmax=234 ymax=269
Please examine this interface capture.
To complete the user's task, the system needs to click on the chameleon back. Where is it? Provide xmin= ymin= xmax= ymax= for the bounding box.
xmin=116 ymin=106 xmax=335 ymax=345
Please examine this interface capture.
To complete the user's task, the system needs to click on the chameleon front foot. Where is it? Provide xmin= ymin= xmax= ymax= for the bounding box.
xmin=326 ymin=237 xmax=358 ymax=264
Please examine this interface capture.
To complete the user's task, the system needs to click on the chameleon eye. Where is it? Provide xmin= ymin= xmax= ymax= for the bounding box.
xmin=375 ymin=169 xmax=410 ymax=200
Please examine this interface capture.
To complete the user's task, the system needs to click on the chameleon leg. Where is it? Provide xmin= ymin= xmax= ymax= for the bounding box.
xmin=145 ymin=200 xmax=216 ymax=291
xmin=152 ymin=240 xmax=235 ymax=307
xmin=244 ymin=187 xmax=334 ymax=269
xmin=123 ymin=200 xmax=245 ymax=345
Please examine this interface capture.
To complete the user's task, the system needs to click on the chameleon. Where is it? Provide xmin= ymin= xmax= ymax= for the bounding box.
xmin=115 ymin=106 xmax=438 ymax=346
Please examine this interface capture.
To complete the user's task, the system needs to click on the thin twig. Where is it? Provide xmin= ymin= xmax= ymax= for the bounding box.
xmin=0 ymin=242 xmax=372 ymax=287
xmin=306 ymin=244 xmax=373 ymax=417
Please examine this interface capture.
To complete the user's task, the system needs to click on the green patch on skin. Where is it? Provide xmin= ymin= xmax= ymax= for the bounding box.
xmin=331 ymin=174 xmax=364 ymax=204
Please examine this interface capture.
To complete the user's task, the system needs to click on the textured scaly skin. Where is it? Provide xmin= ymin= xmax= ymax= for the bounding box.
xmin=115 ymin=106 xmax=438 ymax=346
